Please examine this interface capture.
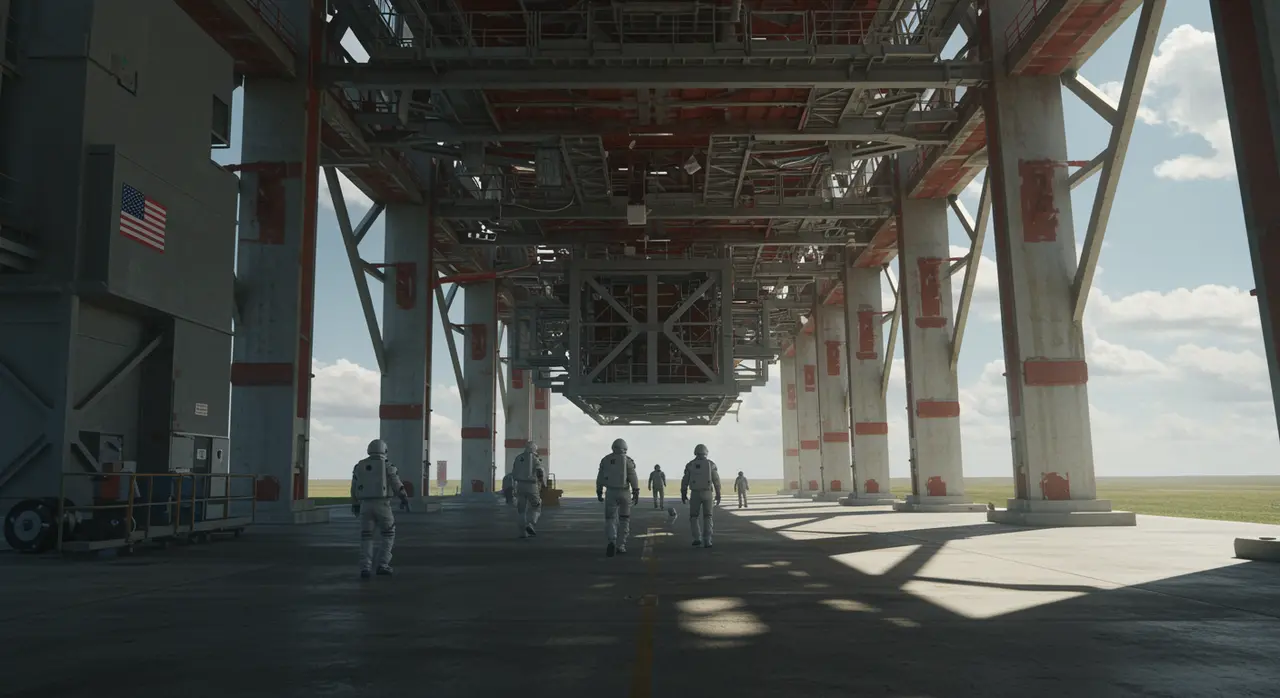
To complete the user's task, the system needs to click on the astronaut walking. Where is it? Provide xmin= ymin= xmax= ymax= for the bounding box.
xmin=734 ymin=471 xmax=750 ymax=508
xmin=511 ymin=440 xmax=547 ymax=538
xmin=649 ymin=465 xmax=667 ymax=508
xmin=596 ymin=438 xmax=640 ymax=557
xmin=350 ymin=439 xmax=410 ymax=579
xmin=681 ymin=444 xmax=722 ymax=548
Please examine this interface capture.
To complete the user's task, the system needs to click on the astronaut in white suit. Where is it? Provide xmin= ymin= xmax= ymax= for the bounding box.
xmin=510 ymin=440 xmax=546 ymax=538
xmin=681 ymin=444 xmax=722 ymax=548
xmin=350 ymin=439 xmax=409 ymax=578
xmin=596 ymin=438 xmax=640 ymax=558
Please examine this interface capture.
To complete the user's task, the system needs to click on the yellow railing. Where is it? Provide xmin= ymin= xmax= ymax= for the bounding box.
xmin=55 ymin=472 xmax=258 ymax=552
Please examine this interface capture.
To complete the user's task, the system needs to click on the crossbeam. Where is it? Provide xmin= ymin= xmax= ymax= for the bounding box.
xmin=320 ymin=62 xmax=988 ymax=91
xmin=438 ymin=200 xmax=892 ymax=221
xmin=363 ymin=114 xmax=959 ymax=145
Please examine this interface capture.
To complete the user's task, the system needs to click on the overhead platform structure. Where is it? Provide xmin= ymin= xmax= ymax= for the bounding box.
xmin=5 ymin=0 xmax=1280 ymax=537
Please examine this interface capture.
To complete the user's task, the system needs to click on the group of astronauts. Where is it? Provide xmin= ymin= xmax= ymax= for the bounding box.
xmin=348 ymin=435 xmax=755 ymax=577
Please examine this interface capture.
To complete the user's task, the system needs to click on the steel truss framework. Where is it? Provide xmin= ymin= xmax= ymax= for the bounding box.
xmin=195 ymin=0 xmax=1175 ymax=429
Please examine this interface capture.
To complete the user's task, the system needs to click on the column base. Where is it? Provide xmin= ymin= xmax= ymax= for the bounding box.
xmin=793 ymin=491 xmax=819 ymax=500
xmin=1234 ymin=537 xmax=1280 ymax=562
xmin=893 ymin=495 xmax=988 ymax=513
xmin=811 ymin=492 xmax=845 ymax=502
xmin=987 ymin=499 xmax=1136 ymax=527
xmin=255 ymin=499 xmax=332 ymax=525
xmin=840 ymin=495 xmax=895 ymax=507
xmin=775 ymin=489 xmax=798 ymax=496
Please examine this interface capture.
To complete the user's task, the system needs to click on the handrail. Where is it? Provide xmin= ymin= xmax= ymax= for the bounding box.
xmin=54 ymin=471 xmax=259 ymax=552
xmin=1005 ymin=0 xmax=1049 ymax=52
xmin=242 ymin=0 xmax=298 ymax=52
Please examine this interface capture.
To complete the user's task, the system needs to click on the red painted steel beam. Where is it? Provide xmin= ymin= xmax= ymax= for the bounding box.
xmin=1212 ymin=0 xmax=1280 ymax=436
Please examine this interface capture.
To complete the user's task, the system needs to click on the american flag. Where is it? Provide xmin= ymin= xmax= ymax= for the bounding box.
xmin=119 ymin=183 xmax=167 ymax=251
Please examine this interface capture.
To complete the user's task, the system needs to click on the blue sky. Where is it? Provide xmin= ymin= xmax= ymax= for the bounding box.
xmin=215 ymin=3 xmax=1278 ymax=481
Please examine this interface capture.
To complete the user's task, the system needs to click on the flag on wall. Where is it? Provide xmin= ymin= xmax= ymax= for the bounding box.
xmin=119 ymin=183 xmax=167 ymax=251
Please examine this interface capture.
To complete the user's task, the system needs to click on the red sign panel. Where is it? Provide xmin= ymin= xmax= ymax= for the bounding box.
xmin=534 ymin=387 xmax=548 ymax=410
xmin=917 ymin=258 xmax=945 ymax=323
xmin=825 ymin=341 xmax=842 ymax=376
xmin=803 ymin=365 xmax=816 ymax=392
xmin=856 ymin=309 xmax=877 ymax=360
xmin=469 ymin=323 xmax=487 ymax=360
xmin=785 ymin=384 xmax=797 ymax=410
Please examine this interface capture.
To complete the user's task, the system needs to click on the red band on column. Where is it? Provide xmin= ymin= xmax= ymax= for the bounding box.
xmin=854 ymin=422 xmax=889 ymax=435
xmin=915 ymin=400 xmax=960 ymax=419
xmin=1023 ymin=359 xmax=1088 ymax=386
xmin=379 ymin=403 xmax=423 ymax=420
xmin=537 ymin=448 xmax=549 ymax=456
xmin=460 ymin=427 xmax=490 ymax=439
xmin=503 ymin=438 xmax=526 ymax=448
xmin=822 ymin=432 xmax=850 ymax=443
xmin=231 ymin=362 xmax=294 ymax=386
xmin=784 ymin=448 xmax=800 ymax=457
xmin=800 ymin=440 xmax=820 ymax=450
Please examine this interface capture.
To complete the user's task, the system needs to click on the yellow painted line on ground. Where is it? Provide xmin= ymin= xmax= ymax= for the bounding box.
xmin=630 ymin=526 xmax=660 ymax=698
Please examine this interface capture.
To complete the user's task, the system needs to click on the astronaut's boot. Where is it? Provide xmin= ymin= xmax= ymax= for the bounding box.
xmin=526 ymin=524 xmax=537 ymax=537
xmin=606 ymin=540 xmax=616 ymax=557
xmin=360 ymin=568 xmax=372 ymax=580
xmin=376 ymin=565 xmax=393 ymax=576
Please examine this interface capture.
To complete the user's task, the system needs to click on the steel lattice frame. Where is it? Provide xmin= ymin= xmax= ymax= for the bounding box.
xmin=290 ymin=0 xmax=1150 ymax=425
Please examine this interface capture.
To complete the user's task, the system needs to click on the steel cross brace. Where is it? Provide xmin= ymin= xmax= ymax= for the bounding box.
xmin=1067 ymin=0 xmax=1167 ymax=323
xmin=949 ymin=168 xmax=991 ymax=372
xmin=325 ymin=166 xmax=388 ymax=374
xmin=881 ymin=265 xmax=901 ymax=400
xmin=434 ymin=269 xmax=468 ymax=401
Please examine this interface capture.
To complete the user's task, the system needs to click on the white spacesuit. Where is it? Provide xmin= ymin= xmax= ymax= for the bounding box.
xmin=734 ymin=471 xmax=750 ymax=508
xmin=350 ymin=439 xmax=409 ymax=578
xmin=510 ymin=440 xmax=546 ymax=538
xmin=681 ymin=444 xmax=722 ymax=548
xmin=649 ymin=465 xmax=667 ymax=508
xmin=596 ymin=438 xmax=640 ymax=557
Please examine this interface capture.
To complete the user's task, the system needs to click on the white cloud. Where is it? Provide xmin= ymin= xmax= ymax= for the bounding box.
xmin=1090 ymin=284 xmax=1260 ymax=339
xmin=312 ymin=359 xmax=381 ymax=419
xmin=1099 ymin=24 xmax=1234 ymax=181
xmin=1166 ymin=343 xmax=1271 ymax=402
xmin=1087 ymin=335 xmax=1169 ymax=378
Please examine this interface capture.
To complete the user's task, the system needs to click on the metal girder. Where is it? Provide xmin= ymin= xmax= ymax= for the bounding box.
xmin=1070 ymin=0 xmax=1166 ymax=323
xmin=320 ymin=62 xmax=988 ymax=91
xmin=361 ymin=114 xmax=960 ymax=145
xmin=455 ymin=231 xmax=865 ymax=247
xmin=390 ymin=42 xmax=948 ymax=63
xmin=950 ymin=170 xmax=991 ymax=371
xmin=881 ymin=266 xmax=900 ymax=400
xmin=434 ymin=270 xmax=468 ymax=399
xmin=437 ymin=199 xmax=893 ymax=221
xmin=326 ymin=167 xmax=387 ymax=374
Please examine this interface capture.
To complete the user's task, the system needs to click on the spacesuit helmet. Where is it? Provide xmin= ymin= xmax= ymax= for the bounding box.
xmin=611 ymin=438 xmax=628 ymax=454
xmin=367 ymin=439 xmax=388 ymax=457
xmin=654 ymin=464 xmax=661 ymax=470
xmin=694 ymin=444 xmax=709 ymax=457
xmin=525 ymin=440 xmax=538 ymax=453
xmin=738 ymin=471 xmax=744 ymax=477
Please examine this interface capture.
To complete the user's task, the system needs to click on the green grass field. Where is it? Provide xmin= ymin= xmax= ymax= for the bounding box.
xmin=309 ymin=476 xmax=1280 ymax=525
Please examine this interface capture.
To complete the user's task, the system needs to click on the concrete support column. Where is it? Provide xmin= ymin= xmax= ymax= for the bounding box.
xmin=379 ymin=204 xmax=432 ymax=501
xmin=814 ymin=303 xmax=851 ymax=501
xmin=460 ymin=281 xmax=498 ymax=499
xmin=894 ymin=157 xmax=983 ymax=514
xmin=532 ymin=384 xmax=551 ymax=476
xmin=982 ymin=1 xmax=1134 ymax=526
xmin=503 ymin=327 xmax=533 ymax=475
xmin=228 ymin=0 xmax=325 ymax=523
xmin=793 ymin=329 xmax=821 ymax=498
xmin=842 ymin=267 xmax=895 ymax=506
xmin=778 ymin=353 xmax=801 ymax=494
